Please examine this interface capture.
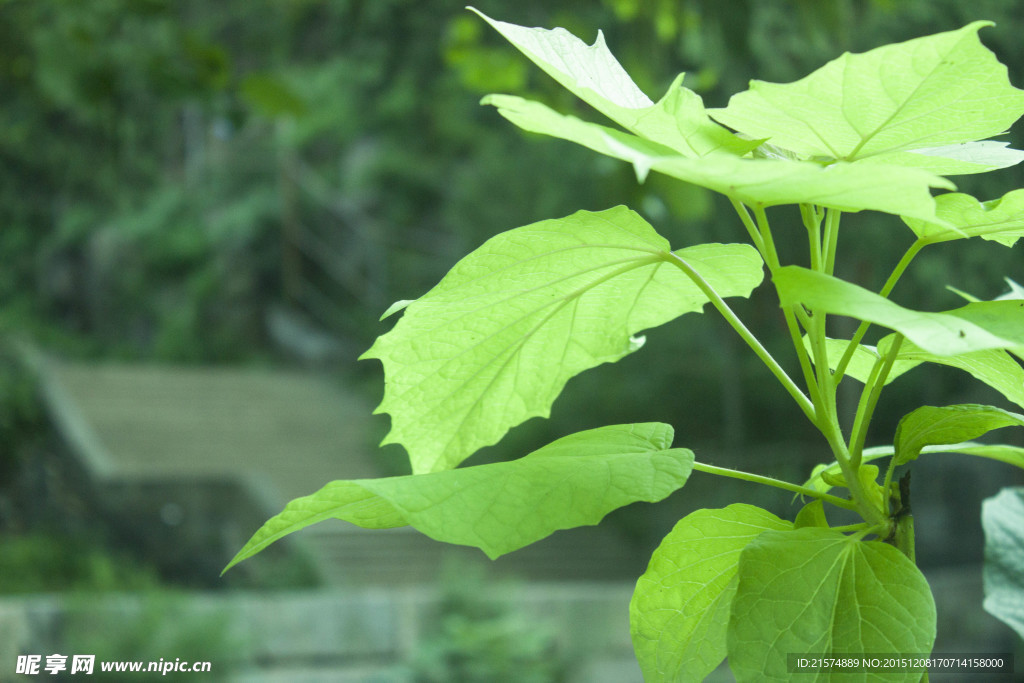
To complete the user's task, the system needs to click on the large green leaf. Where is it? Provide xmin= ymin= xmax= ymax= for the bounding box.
xmin=728 ymin=528 xmax=936 ymax=682
xmin=469 ymin=8 xmax=751 ymax=158
xmin=824 ymin=335 xmax=1024 ymax=409
xmin=710 ymin=22 xmax=1024 ymax=169
xmin=894 ymin=404 xmax=1024 ymax=465
xmin=903 ymin=190 xmax=1024 ymax=246
xmin=224 ymin=423 xmax=693 ymax=571
xmin=362 ymin=206 xmax=762 ymax=473
xmin=774 ymin=266 xmax=1024 ymax=356
xmin=982 ymin=487 xmax=1024 ymax=639
xmin=630 ymin=505 xmax=792 ymax=682
xmin=483 ymin=94 xmax=953 ymax=222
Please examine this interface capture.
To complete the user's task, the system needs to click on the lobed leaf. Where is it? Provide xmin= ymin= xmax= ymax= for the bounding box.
xmin=774 ymin=266 xmax=1024 ymax=356
xmin=484 ymin=94 xmax=953 ymax=222
xmin=224 ymin=423 xmax=694 ymax=571
xmin=903 ymin=189 xmax=1024 ymax=246
xmin=362 ymin=206 xmax=763 ymax=473
xmin=469 ymin=8 xmax=752 ymax=158
xmin=728 ymin=528 xmax=936 ymax=682
xmin=711 ymin=22 xmax=1024 ymax=168
xmin=630 ymin=504 xmax=792 ymax=682
xmin=894 ymin=404 xmax=1024 ymax=465
xmin=982 ymin=487 xmax=1024 ymax=639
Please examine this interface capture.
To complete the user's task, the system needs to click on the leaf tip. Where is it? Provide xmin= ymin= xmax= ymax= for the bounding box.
xmin=380 ymin=299 xmax=414 ymax=320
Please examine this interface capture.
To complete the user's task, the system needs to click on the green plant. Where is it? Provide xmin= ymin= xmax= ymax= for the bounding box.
xmin=406 ymin=559 xmax=566 ymax=683
xmin=226 ymin=9 xmax=1024 ymax=680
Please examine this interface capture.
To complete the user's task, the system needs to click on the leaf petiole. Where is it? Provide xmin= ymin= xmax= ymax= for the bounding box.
xmin=692 ymin=461 xmax=858 ymax=509
xmin=834 ymin=240 xmax=924 ymax=382
xmin=665 ymin=251 xmax=817 ymax=423
xmin=849 ymin=334 xmax=904 ymax=469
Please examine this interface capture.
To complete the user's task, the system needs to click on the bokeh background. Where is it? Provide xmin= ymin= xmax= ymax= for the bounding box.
xmin=1 ymin=0 xmax=1023 ymax=680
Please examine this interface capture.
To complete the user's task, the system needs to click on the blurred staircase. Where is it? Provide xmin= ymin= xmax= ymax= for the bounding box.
xmin=31 ymin=354 xmax=644 ymax=587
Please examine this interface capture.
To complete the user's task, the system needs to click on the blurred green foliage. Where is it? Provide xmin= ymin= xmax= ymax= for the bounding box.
xmin=407 ymin=560 xmax=567 ymax=683
xmin=1 ymin=0 xmax=1022 ymax=468
xmin=62 ymin=590 xmax=244 ymax=681
xmin=0 ymin=533 xmax=160 ymax=593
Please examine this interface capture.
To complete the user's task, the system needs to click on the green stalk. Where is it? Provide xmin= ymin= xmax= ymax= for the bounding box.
xmin=729 ymin=197 xmax=767 ymax=255
xmin=834 ymin=240 xmax=924 ymax=382
xmin=793 ymin=305 xmax=887 ymax=526
xmin=849 ymin=334 xmax=904 ymax=469
xmin=692 ymin=461 xmax=858 ymax=510
xmin=750 ymin=204 xmax=821 ymax=412
xmin=848 ymin=354 xmax=886 ymax=466
xmin=803 ymin=203 xmax=824 ymax=272
xmin=666 ymin=251 xmax=817 ymax=423
xmin=822 ymin=208 xmax=841 ymax=275
xmin=820 ymin=418 xmax=888 ymax=526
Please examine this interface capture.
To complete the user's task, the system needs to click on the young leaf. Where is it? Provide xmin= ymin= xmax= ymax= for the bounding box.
xmin=362 ymin=206 xmax=763 ymax=473
xmin=774 ymin=266 xmax=1024 ymax=356
xmin=894 ymin=404 xmax=1024 ymax=465
xmin=728 ymin=528 xmax=936 ymax=682
xmin=469 ymin=8 xmax=751 ymax=158
xmin=794 ymin=499 xmax=829 ymax=528
xmin=630 ymin=505 xmax=792 ymax=682
xmin=224 ymin=423 xmax=694 ymax=571
xmin=711 ymin=22 xmax=1024 ymax=167
xmin=982 ymin=487 xmax=1024 ymax=639
xmin=483 ymin=94 xmax=952 ymax=222
xmin=903 ymin=189 xmax=1024 ymax=246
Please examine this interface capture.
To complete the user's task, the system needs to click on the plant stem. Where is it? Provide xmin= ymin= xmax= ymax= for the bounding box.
xmin=753 ymin=205 xmax=781 ymax=270
xmin=895 ymin=513 xmax=916 ymax=563
xmin=729 ymin=198 xmax=766 ymax=255
xmin=692 ymin=461 xmax=858 ymax=510
xmin=749 ymin=204 xmax=821 ymax=412
xmin=849 ymin=334 xmax=904 ymax=469
xmin=834 ymin=239 xmax=924 ymax=382
xmin=822 ymin=208 xmax=841 ymax=275
xmin=794 ymin=311 xmax=888 ymax=526
xmin=665 ymin=251 xmax=817 ymax=423
xmin=803 ymin=203 xmax=823 ymax=272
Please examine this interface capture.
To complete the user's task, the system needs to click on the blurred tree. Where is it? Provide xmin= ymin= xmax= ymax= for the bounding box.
xmin=0 ymin=0 xmax=1020 ymax=430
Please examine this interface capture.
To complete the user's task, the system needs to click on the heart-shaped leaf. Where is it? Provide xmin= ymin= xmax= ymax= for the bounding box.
xmin=630 ymin=504 xmax=792 ymax=682
xmin=728 ymin=528 xmax=936 ymax=682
